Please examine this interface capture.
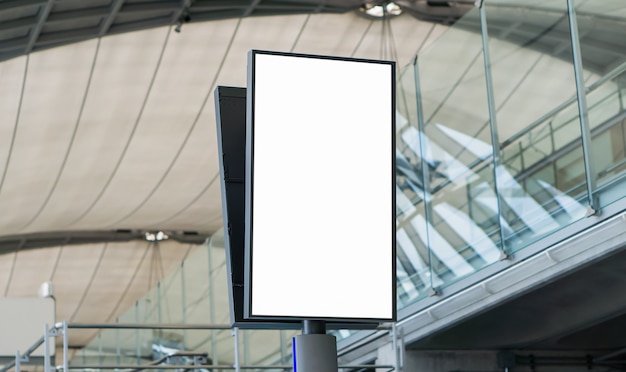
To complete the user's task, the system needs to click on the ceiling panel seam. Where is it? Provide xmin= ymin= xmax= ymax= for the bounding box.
xmin=425 ymin=49 xmax=482 ymax=124
xmin=351 ymin=19 xmax=374 ymax=57
xmin=0 ymin=55 xmax=29 ymax=196
xmin=414 ymin=22 xmax=436 ymax=56
xmin=152 ymin=173 xmax=219 ymax=226
xmin=64 ymin=26 xmax=175 ymax=229
xmin=68 ymin=243 xmax=108 ymax=322
xmin=289 ymin=13 xmax=311 ymax=52
xmin=48 ymin=245 xmax=64 ymax=283
xmin=18 ymin=38 xmax=103 ymax=232
xmin=107 ymin=17 xmax=244 ymax=227
xmin=2 ymin=247 xmax=20 ymax=296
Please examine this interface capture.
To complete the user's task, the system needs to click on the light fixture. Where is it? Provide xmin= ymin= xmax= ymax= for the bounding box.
xmin=359 ymin=1 xmax=403 ymax=19
xmin=145 ymin=231 xmax=169 ymax=241
xmin=38 ymin=281 xmax=54 ymax=298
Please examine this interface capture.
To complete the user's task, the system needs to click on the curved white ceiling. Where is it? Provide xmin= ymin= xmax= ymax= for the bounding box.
xmin=0 ymin=12 xmax=445 ymax=237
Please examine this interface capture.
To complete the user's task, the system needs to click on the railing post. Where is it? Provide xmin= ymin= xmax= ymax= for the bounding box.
xmin=567 ymin=0 xmax=599 ymax=215
xmin=63 ymin=321 xmax=69 ymax=372
xmin=208 ymin=239 xmax=218 ymax=365
xmin=43 ymin=324 xmax=50 ymax=372
xmin=413 ymin=57 xmax=437 ymax=295
xmin=15 ymin=351 xmax=21 ymax=372
xmin=233 ymin=327 xmax=241 ymax=372
xmin=478 ymin=0 xmax=509 ymax=258
xmin=392 ymin=324 xmax=399 ymax=372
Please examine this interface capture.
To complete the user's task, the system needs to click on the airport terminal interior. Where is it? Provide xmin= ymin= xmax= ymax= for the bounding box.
xmin=0 ymin=0 xmax=625 ymax=371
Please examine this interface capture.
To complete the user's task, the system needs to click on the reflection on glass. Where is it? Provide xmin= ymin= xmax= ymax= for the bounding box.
xmin=412 ymin=8 xmax=502 ymax=290
xmin=483 ymin=0 xmax=592 ymax=251
xmin=393 ymin=0 xmax=626 ymax=313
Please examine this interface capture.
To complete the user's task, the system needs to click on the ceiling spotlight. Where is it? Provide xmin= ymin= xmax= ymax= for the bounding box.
xmin=359 ymin=1 xmax=403 ymax=19
xmin=145 ymin=231 xmax=169 ymax=241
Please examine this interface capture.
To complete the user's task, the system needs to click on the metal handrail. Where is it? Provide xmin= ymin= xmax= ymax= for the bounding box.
xmin=0 ymin=335 xmax=45 ymax=372
xmin=501 ymin=60 xmax=626 ymax=148
xmin=67 ymin=364 xmax=395 ymax=370
xmin=2 ymin=322 xmax=400 ymax=372
xmin=64 ymin=322 xmax=232 ymax=330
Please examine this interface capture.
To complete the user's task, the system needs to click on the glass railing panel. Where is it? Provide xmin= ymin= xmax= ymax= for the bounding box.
xmin=485 ymin=0 xmax=579 ymax=140
xmin=574 ymin=0 xmax=626 ymax=17
xmin=573 ymin=0 xmax=626 ymax=207
xmin=411 ymin=7 xmax=502 ymax=291
xmin=499 ymin=98 xmax=588 ymax=252
xmin=573 ymin=0 xmax=626 ymax=206
xmin=588 ymin=71 xmax=626 ymax=203
xmin=159 ymin=263 xmax=184 ymax=325
xmin=395 ymin=64 xmax=433 ymax=306
xmin=574 ymin=0 xmax=626 ymax=86
xmin=483 ymin=0 xmax=590 ymax=252
xmin=117 ymin=303 xmax=147 ymax=365
xmin=240 ymin=329 xmax=287 ymax=368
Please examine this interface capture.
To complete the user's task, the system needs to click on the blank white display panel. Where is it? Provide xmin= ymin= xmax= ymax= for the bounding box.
xmin=245 ymin=51 xmax=395 ymax=321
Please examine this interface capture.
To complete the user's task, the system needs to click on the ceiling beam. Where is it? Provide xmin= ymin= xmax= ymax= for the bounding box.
xmin=243 ymin=0 xmax=262 ymax=17
xmin=35 ymin=27 xmax=98 ymax=46
xmin=0 ymin=230 xmax=210 ymax=255
xmin=0 ymin=16 xmax=38 ymax=33
xmin=171 ymin=0 xmax=190 ymax=26
xmin=0 ymin=0 xmax=45 ymax=12
xmin=192 ymin=0 xmax=248 ymax=12
xmin=46 ymin=6 xmax=110 ymax=24
xmin=25 ymin=0 xmax=54 ymax=53
xmin=0 ymin=37 xmax=29 ymax=52
xmin=121 ymin=1 xmax=179 ymax=14
xmin=99 ymin=0 xmax=125 ymax=36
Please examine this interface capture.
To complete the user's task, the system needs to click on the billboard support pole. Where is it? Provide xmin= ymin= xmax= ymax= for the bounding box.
xmin=302 ymin=320 xmax=325 ymax=335
xmin=293 ymin=320 xmax=338 ymax=372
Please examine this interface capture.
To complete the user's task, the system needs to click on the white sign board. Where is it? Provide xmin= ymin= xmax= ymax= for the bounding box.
xmin=244 ymin=50 xmax=395 ymax=322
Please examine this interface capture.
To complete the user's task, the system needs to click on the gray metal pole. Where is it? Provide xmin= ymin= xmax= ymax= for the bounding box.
xmin=208 ymin=240 xmax=218 ymax=365
xmin=181 ymin=261 xmax=187 ymax=349
xmin=302 ymin=320 xmax=325 ymax=334
xmin=293 ymin=320 xmax=338 ymax=372
xmin=233 ymin=327 xmax=241 ymax=372
xmin=15 ymin=351 xmax=21 ymax=372
xmin=135 ymin=301 xmax=141 ymax=366
xmin=43 ymin=324 xmax=50 ymax=372
xmin=567 ymin=0 xmax=599 ymax=215
xmin=115 ymin=318 xmax=121 ymax=366
xmin=392 ymin=323 xmax=399 ymax=372
xmin=63 ymin=321 xmax=69 ymax=372
xmin=279 ymin=329 xmax=287 ymax=365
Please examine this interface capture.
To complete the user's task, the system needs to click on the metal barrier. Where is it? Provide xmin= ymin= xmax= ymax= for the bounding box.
xmin=1 ymin=322 xmax=401 ymax=372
